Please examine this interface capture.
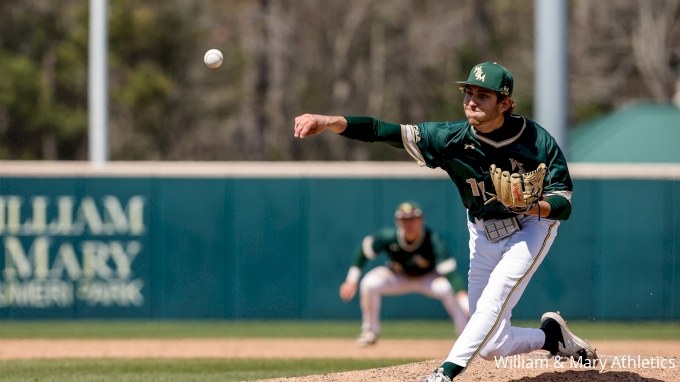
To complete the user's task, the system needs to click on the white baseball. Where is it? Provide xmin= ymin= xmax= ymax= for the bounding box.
xmin=204 ymin=49 xmax=223 ymax=69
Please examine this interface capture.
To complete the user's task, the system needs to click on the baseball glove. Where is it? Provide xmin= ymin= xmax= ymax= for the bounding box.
xmin=484 ymin=163 xmax=547 ymax=212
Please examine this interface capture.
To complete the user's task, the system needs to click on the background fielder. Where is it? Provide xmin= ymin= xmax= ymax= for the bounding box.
xmin=294 ymin=62 xmax=597 ymax=381
xmin=340 ymin=201 xmax=469 ymax=346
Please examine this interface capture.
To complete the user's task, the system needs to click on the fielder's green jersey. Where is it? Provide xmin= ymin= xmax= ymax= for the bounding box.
xmin=353 ymin=226 xmax=465 ymax=292
xmin=342 ymin=115 xmax=573 ymax=221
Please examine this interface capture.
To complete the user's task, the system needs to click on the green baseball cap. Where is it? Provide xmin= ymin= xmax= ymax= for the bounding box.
xmin=394 ymin=201 xmax=423 ymax=219
xmin=456 ymin=62 xmax=514 ymax=97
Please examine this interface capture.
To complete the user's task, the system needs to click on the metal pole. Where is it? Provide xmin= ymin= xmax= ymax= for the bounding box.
xmin=88 ymin=0 xmax=109 ymax=164
xmin=534 ymin=0 xmax=569 ymax=157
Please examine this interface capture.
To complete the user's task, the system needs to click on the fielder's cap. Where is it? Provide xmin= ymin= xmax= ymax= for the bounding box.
xmin=394 ymin=201 xmax=423 ymax=219
xmin=455 ymin=62 xmax=514 ymax=97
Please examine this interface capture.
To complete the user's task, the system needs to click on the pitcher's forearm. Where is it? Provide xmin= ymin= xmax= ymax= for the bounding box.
xmin=294 ymin=114 xmax=404 ymax=148
xmin=324 ymin=116 xmax=348 ymax=134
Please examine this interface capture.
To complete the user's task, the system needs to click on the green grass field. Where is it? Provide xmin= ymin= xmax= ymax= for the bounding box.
xmin=0 ymin=358 xmax=420 ymax=382
xmin=0 ymin=320 xmax=678 ymax=381
xmin=0 ymin=319 xmax=678 ymax=340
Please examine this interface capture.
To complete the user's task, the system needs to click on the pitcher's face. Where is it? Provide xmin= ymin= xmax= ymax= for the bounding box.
xmin=463 ymin=86 xmax=504 ymax=127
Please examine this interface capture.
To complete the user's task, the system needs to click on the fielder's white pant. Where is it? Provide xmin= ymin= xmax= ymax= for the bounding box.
xmin=445 ymin=213 xmax=559 ymax=367
xmin=359 ymin=266 xmax=469 ymax=336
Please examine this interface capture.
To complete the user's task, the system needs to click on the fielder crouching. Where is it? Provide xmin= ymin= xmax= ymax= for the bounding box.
xmin=339 ymin=202 xmax=470 ymax=346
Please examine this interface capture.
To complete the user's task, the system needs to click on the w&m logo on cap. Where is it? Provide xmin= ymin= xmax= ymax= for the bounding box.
xmin=457 ymin=62 xmax=514 ymax=97
xmin=473 ymin=66 xmax=486 ymax=82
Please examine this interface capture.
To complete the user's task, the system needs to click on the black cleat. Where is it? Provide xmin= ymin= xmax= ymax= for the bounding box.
xmin=541 ymin=311 xmax=599 ymax=366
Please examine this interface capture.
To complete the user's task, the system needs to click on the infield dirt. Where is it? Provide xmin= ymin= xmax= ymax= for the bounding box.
xmin=0 ymin=339 xmax=677 ymax=381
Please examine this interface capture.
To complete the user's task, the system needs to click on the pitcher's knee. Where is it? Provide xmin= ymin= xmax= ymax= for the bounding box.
xmin=478 ymin=344 xmax=507 ymax=361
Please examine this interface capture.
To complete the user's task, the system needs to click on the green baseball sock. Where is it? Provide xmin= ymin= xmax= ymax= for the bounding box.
xmin=441 ymin=362 xmax=464 ymax=379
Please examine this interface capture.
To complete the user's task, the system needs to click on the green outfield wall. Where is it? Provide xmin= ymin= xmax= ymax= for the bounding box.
xmin=0 ymin=162 xmax=678 ymax=320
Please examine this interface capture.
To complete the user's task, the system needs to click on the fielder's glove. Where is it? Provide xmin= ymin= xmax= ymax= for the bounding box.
xmin=484 ymin=163 xmax=547 ymax=213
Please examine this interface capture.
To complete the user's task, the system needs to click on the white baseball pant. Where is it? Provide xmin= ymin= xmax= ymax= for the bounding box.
xmin=359 ymin=266 xmax=469 ymax=336
xmin=444 ymin=213 xmax=559 ymax=367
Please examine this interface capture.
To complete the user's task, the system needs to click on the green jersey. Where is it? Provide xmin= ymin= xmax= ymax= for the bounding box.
xmin=342 ymin=115 xmax=573 ymax=221
xmin=352 ymin=226 xmax=465 ymax=292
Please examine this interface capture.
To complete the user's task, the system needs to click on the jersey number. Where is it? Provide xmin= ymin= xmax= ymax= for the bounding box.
xmin=466 ymin=178 xmax=487 ymax=201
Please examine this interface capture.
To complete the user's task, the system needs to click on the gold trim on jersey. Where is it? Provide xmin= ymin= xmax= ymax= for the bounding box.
xmin=401 ymin=124 xmax=426 ymax=166
xmin=464 ymin=220 xmax=557 ymax=367
xmin=471 ymin=117 xmax=526 ymax=148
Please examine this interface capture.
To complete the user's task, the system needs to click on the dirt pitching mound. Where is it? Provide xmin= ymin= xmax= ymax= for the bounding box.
xmin=259 ymin=354 xmax=680 ymax=382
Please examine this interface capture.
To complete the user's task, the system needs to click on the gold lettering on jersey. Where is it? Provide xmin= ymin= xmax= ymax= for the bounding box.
xmin=464 ymin=144 xmax=475 ymax=150
xmin=473 ymin=66 xmax=486 ymax=82
xmin=509 ymin=158 xmax=526 ymax=174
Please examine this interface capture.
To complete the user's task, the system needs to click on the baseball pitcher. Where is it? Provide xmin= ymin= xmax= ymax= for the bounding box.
xmin=340 ymin=201 xmax=469 ymax=346
xmin=294 ymin=62 xmax=598 ymax=381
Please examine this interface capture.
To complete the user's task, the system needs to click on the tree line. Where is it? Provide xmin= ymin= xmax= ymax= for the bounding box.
xmin=0 ymin=0 xmax=678 ymax=161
